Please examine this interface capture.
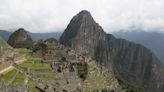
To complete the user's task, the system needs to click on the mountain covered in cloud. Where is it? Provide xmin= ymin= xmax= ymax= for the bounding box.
xmin=113 ymin=31 xmax=164 ymax=64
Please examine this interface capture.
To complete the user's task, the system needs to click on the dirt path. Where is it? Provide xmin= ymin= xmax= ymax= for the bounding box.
xmin=0 ymin=59 xmax=26 ymax=75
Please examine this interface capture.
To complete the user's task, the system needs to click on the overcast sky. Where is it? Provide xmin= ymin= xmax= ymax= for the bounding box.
xmin=0 ymin=0 xmax=164 ymax=33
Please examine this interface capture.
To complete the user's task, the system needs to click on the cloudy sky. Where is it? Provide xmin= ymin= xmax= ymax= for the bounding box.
xmin=0 ymin=0 xmax=164 ymax=33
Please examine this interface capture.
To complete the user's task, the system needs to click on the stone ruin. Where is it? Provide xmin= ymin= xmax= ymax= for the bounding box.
xmin=0 ymin=49 xmax=18 ymax=73
xmin=37 ymin=41 xmax=88 ymax=92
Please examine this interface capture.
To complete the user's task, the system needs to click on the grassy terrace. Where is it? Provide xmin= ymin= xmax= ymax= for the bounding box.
xmin=19 ymin=61 xmax=33 ymax=68
xmin=15 ymin=49 xmax=32 ymax=53
xmin=0 ymin=49 xmax=59 ymax=91
xmin=81 ymin=60 xmax=118 ymax=92
xmin=12 ymin=72 xmax=26 ymax=85
xmin=30 ymin=63 xmax=51 ymax=69
xmin=1 ymin=69 xmax=17 ymax=83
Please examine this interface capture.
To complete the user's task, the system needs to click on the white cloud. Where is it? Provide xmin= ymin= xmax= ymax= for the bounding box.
xmin=0 ymin=0 xmax=164 ymax=33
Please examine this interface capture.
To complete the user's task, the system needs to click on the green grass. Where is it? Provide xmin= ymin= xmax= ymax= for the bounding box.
xmin=12 ymin=72 xmax=26 ymax=85
xmin=30 ymin=63 xmax=51 ymax=69
xmin=2 ymin=69 xmax=17 ymax=82
xmin=81 ymin=60 xmax=117 ymax=92
xmin=28 ymin=78 xmax=36 ymax=84
xmin=15 ymin=49 xmax=32 ymax=53
xmin=19 ymin=61 xmax=33 ymax=67
xmin=14 ymin=49 xmax=32 ymax=59
xmin=1 ymin=48 xmax=58 ymax=90
xmin=31 ymin=88 xmax=40 ymax=92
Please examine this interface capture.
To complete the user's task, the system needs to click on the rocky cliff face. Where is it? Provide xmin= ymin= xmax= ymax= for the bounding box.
xmin=7 ymin=28 xmax=33 ymax=48
xmin=60 ymin=10 xmax=164 ymax=92
xmin=60 ymin=10 xmax=106 ymax=58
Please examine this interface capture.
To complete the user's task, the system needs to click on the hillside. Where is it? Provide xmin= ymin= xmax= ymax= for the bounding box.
xmin=0 ymin=36 xmax=12 ymax=49
xmin=60 ymin=10 xmax=164 ymax=92
xmin=0 ymin=36 xmax=15 ymax=76
xmin=7 ymin=28 xmax=33 ymax=49
xmin=113 ymin=31 xmax=164 ymax=64
xmin=0 ymin=38 xmax=122 ymax=92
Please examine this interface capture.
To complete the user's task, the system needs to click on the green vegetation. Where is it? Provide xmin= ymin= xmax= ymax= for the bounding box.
xmin=116 ymin=77 xmax=149 ymax=92
xmin=15 ymin=49 xmax=32 ymax=53
xmin=81 ymin=60 xmax=117 ymax=92
xmin=12 ymin=72 xmax=26 ymax=85
xmin=7 ymin=28 xmax=33 ymax=49
xmin=1 ymin=69 xmax=17 ymax=82
xmin=1 ymin=47 xmax=59 ymax=91
xmin=32 ymin=42 xmax=47 ymax=57
xmin=30 ymin=63 xmax=51 ymax=69
xmin=19 ymin=61 xmax=33 ymax=67
xmin=77 ymin=63 xmax=88 ymax=80
xmin=31 ymin=88 xmax=40 ymax=92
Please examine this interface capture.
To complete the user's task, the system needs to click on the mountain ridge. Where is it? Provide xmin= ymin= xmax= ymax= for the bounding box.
xmin=60 ymin=10 xmax=164 ymax=92
xmin=113 ymin=31 xmax=164 ymax=64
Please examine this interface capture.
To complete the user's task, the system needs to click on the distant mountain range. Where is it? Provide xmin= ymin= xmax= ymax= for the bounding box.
xmin=113 ymin=31 xmax=164 ymax=64
xmin=0 ymin=30 xmax=61 ymax=41
xmin=1 ymin=29 xmax=164 ymax=65
xmin=0 ymin=30 xmax=12 ymax=41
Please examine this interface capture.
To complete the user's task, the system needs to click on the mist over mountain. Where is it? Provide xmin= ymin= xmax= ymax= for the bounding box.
xmin=113 ymin=31 xmax=164 ymax=64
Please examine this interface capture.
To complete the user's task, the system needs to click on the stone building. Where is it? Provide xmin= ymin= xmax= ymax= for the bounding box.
xmin=43 ymin=50 xmax=57 ymax=63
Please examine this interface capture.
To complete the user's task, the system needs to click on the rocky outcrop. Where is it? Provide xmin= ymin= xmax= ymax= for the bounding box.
xmin=60 ymin=10 xmax=164 ymax=92
xmin=7 ymin=28 xmax=33 ymax=48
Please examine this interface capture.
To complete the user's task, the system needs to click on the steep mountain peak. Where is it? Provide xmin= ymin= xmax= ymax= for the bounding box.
xmin=78 ymin=10 xmax=90 ymax=15
xmin=60 ymin=11 xmax=164 ymax=92
xmin=60 ymin=10 xmax=106 ymax=57
xmin=71 ymin=10 xmax=95 ymax=24
xmin=7 ymin=28 xmax=33 ymax=48
xmin=17 ymin=28 xmax=25 ymax=32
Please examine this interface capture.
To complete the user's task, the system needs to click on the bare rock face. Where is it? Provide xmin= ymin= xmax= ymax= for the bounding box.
xmin=7 ymin=28 xmax=33 ymax=48
xmin=60 ymin=10 xmax=164 ymax=92
xmin=60 ymin=10 xmax=106 ymax=58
